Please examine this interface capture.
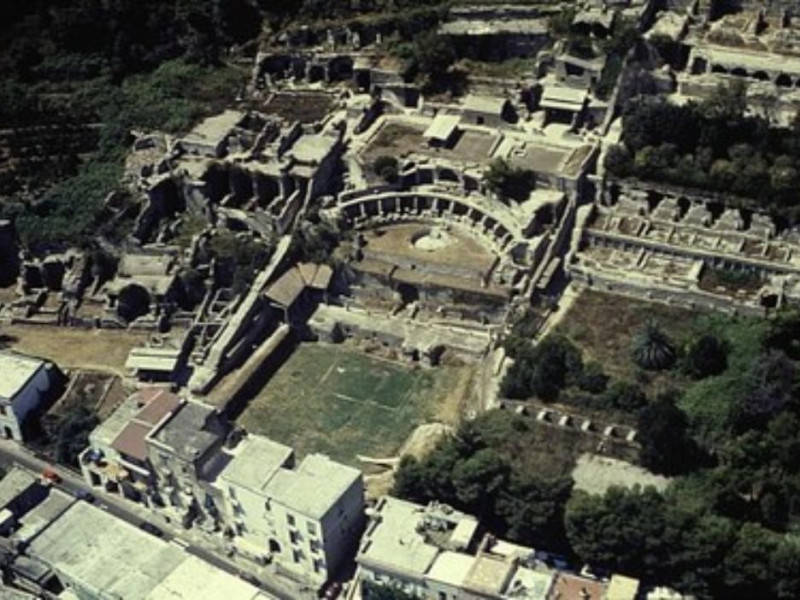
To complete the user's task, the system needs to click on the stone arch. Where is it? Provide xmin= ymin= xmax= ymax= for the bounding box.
xmin=777 ymin=73 xmax=792 ymax=87
xmin=753 ymin=70 xmax=770 ymax=81
xmin=691 ymin=57 xmax=708 ymax=75
xmin=711 ymin=64 xmax=729 ymax=74
xmin=730 ymin=67 xmax=747 ymax=77
xmin=438 ymin=168 xmax=460 ymax=183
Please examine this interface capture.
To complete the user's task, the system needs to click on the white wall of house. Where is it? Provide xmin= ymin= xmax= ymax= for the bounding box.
xmin=0 ymin=364 xmax=50 ymax=441
xmin=220 ymin=472 xmax=364 ymax=587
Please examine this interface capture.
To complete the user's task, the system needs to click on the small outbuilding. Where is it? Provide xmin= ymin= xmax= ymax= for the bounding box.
xmin=0 ymin=352 xmax=62 ymax=441
xmin=423 ymin=114 xmax=462 ymax=148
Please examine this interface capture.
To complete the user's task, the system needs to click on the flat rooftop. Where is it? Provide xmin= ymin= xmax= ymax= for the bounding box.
xmin=289 ymin=133 xmax=339 ymax=164
xmin=153 ymin=401 xmax=221 ymax=462
xmin=358 ymin=496 xmax=478 ymax=579
xmin=182 ymin=110 xmax=244 ymax=147
xmin=265 ymin=453 xmax=361 ymax=520
xmin=145 ymin=555 xmax=267 ymax=600
xmin=12 ymin=487 xmax=73 ymax=545
xmin=426 ymin=551 xmax=474 ymax=589
xmin=505 ymin=565 xmax=555 ymax=600
xmin=551 ymin=573 xmax=607 ymax=600
xmin=217 ymin=435 xmax=294 ymax=493
xmin=464 ymin=552 xmax=515 ymax=596
xmin=27 ymin=502 xmax=186 ymax=600
xmin=0 ymin=468 xmax=38 ymax=510
xmin=0 ymin=352 xmax=45 ymax=400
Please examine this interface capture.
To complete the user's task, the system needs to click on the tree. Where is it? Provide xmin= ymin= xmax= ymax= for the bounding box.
xmin=604 ymin=144 xmax=633 ymax=177
xmin=683 ymin=333 xmax=727 ymax=379
xmin=722 ymin=523 xmax=780 ymax=598
xmin=638 ymin=394 xmax=700 ymax=475
xmin=496 ymin=475 xmax=572 ymax=548
xmin=54 ymin=407 xmax=99 ymax=467
xmin=737 ymin=351 xmax=797 ymax=427
xmin=362 ymin=581 xmax=420 ymax=600
xmin=410 ymin=31 xmax=455 ymax=81
xmin=452 ymin=448 xmax=509 ymax=516
xmin=485 ymin=159 xmax=536 ymax=202
xmin=701 ymin=80 xmax=747 ymax=122
xmin=501 ymin=336 xmax=583 ymax=401
xmin=772 ymin=542 xmax=800 ymax=600
xmin=578 ymin=362 xmax=609 ymax=394
xmin=632 ymin=321 xmax=676 ymax=371
xmin=373 ymin=155 xmax=399 ymax=183
xmin=602 ymin=380 xmax=646 ymax=411
xmin=565 ymin=486 xmax=669 ymax=578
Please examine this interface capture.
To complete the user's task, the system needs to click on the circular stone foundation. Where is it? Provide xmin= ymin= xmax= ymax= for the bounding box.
xmin=411 ymin=226 xmax=454 ymax=251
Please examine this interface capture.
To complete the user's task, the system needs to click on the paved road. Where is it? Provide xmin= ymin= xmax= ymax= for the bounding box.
xmin=0 ymin=440 xmax=298 ymax=600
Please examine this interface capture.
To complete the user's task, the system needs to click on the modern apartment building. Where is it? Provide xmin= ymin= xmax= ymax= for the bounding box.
xmin=213 ymin=434 xmax=365 ymax=587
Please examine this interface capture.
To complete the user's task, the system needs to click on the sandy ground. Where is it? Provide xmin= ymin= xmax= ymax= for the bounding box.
xmin=571 ymin=453 xmax=670 ymax=496
xmin=2 ymin=324 xmax=149 ymax=375
xmin=435 ymin=364 xmax=475 ymax=424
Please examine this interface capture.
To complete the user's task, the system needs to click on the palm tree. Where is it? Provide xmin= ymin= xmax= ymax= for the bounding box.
xmin=632 ymin=321 xmax=676 ymax=371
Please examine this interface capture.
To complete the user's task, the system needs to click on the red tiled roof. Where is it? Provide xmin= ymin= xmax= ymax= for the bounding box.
xmin=134 ymin=389 xmax=182 ymax=425
xmin=111 ymin=421 xmax=152 ymax=462
xmin=265 ymin=268 xmax=306 ymax=307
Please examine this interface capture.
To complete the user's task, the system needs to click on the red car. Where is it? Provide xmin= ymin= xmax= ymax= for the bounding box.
xmin=41 ymin=467 xmax=61 ymax=484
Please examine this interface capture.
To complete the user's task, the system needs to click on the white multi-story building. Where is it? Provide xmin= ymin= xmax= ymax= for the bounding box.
xmin=0 ymin=352 xmax=59 ymax=441
xmin=214 ymin=434 xmax=365 ymax=587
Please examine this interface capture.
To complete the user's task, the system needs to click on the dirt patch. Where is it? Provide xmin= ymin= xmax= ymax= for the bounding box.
xmin=399 ymin=422 xmax=454 ymax=460
xmin=554 ymin=289 xmax=699 ymax=395
xmin=435 ymin=365 xmax=475 ymax=424
xmin=571 ymin=453 xmax=670 ymax=495
xmin=264 ymin=92 xmax=335 ymax=124
xmin=364 ymin=471 xmax=395 ymax=500
xmin=2 ymin=324 xmax=150 ymax=375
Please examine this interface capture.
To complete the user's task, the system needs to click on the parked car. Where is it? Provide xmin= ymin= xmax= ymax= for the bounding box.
xmin=138 ymin=521 xmax=164 ymax=537
xmin=238 ymin=571 xmax=260 ymax=586
xmin=75 ymin=489 xmax=95 ymax=503
xmin=323 ymin=582 xmax=342 ymax=599
xmin=40 ymin=467 xmax=61 ymax=484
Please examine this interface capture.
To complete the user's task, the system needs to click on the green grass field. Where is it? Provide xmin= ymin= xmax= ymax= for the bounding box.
xmin=237 ymin=343 xmax=461 ymax=467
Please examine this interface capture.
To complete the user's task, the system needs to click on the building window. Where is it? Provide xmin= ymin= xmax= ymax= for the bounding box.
xmin=293 ymin=549 xmax=303 ymax=563
xmin=264 ymin=499 xmax=271 ymax=512
xmin=307 ymin=521 xmax=316 ymax=536
xmin=0 ymin=405 xmax=6 ymax=416
xmin=290 ymin=530 xmax=300 ymax=545
xmin=287 ymin=514 xmax=295 ymax=527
